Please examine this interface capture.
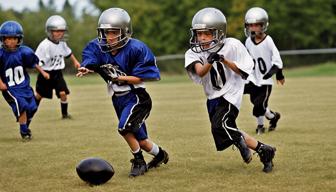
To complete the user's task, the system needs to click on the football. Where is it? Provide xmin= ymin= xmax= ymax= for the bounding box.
xmin=76 ymin=157 xmax=114 ymax=185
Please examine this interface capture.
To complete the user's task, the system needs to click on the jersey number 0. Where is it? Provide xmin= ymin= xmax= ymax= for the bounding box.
xmin=6 ymin=66 xmax=25 ymax=87
xmin=210 ymin=62 xmax=226 ymax=90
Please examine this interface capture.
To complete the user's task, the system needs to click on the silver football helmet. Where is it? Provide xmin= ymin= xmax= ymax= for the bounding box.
xmin=190 ymin=7 xmax=227 ymax=53
xmin=45 ymin=15 xmax=68 ymax=41
xmin=97 ymin=8 xmax=133 ymax=52
xmin=244 ymin=7 xmax=269 ymax=37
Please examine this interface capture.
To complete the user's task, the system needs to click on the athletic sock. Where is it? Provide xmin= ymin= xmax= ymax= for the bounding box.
xmin=61 ymin=101 xmax=68 ymax=116
xmin=257 ymin=116 xmax=264 ymax=126
xmin=20 ymin=124 xmax=28 ymax=134
xmin=265 ymin=108 xmax=275 ymax=119
xmin=148 ymin=143 xmax=160 ymax=156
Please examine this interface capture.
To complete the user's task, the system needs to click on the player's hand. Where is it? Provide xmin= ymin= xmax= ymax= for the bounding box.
xmin=42 ymin=72 xmax=50 ymax=80
xmin=0 ymin=82 xmax=7 ymax=91
xmin=74 ymin=61 xmax=81 ymax=69
xmin=277 ymin=79 xmax=285 ymax=85
xmin=76 ymin=67 xmax=93 ymax=77
xmin=207 ymin=52 xmax=221 ymax=65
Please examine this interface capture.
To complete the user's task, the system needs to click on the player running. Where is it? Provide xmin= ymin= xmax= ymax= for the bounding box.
xmin=35 ymin=15 xmax=80 ymax=119
xmin=243 ymin=7 xmax=285 ymax=134
xmin=0 ymin=21 xmax=47 ymax=141
xmin=77 ymin=8 xmax=169 ymax=177
xmin=185 ymin=7 xmax=276 ymax=173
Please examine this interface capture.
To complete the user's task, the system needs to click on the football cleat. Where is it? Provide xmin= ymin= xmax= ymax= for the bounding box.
xmin=147 ymin=148 xmax=169 ymax=169
xmin=20 ymin=129 xmax=32 ymax=141
xmin=62 ymin=114 xmax=72 ymax=119
xmin=233 ymin=136 xmax=252 ymax=164
xmin=129 ymin=158 xmax=147 ymax=177
xmin=256 ymin=125 xmax=265 ymax=135
xmin=269 ymin=112 xmax=280 ymax=131
xmin=257 ymin=144 xmax=276 ymax=173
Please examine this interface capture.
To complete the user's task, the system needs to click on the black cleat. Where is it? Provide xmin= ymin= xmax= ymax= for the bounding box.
xmin=269 ymin=112 xmax=280 ymax=131
xmin=256 ymin=125 xmax=265 ymax=135
xmin=20 ymin=129 xmax=32 ymax=141
xmin=233 ymin=136 xmax=252 ymax=164
xmin=257 ymin=144 xmax=276 ymax=173
xmin=147 ymin=148 xmax=169 ymax=169
xmin=129 ymin=158 xmax=147 ymax=177
xmin=62 ymin=114 xmax=72 ymax=119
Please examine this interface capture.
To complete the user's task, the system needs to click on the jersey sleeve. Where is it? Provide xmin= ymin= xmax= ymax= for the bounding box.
xmin=184 ymin=49 xmax=202 ymax=84
xmin=62 ymin=42 xmax=72 ymax=58
xmin=130 ymin=43 xmax=160 ymax=81
xmin=268 ymin=36 xmax=283 ymax=69
xmin=81 ymin=40 xmax=100 ymax=70
xmin=221 ymin=39 xmax=254 ymax=78
xmin=35 ymin=42 xmax=47 ymax=67
xmin=21 ymin=46 xmax=39 ymax=68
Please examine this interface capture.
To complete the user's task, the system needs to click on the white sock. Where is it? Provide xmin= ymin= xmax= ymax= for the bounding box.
xmin=257 ymin=116 xmax=264 ymax=126
xmin=265 ymin=108 xmax=275 ymax=119
xmin=131 ymin=148 xmax=141 ymax=154
xmin=148 ymin=143 xmax=159 ymax=156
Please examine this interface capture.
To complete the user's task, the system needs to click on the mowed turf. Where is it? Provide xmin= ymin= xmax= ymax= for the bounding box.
xmin=0 ymin=67 xmax=335 ymax=192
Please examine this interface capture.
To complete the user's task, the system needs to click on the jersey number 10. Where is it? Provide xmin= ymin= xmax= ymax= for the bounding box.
xmin=6 ymin=66 xmax=25 ymax=87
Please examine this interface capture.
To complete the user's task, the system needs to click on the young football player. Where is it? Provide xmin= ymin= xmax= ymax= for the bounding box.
xmin=77 ymin=8 xmax=169 ymax=177
xmin=243 ymin=7 xmax=285 ymax=134
xmin=0 ymin=21 xmax=47 ymax=141
xmin=185 ymin=7 xmax=276 ymax=173
xmin=35 ymin=15 xmax=80 ymax=119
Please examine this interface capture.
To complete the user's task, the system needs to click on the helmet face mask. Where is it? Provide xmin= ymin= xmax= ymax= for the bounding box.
xmin=244 ymin=7 xmax=269 ymax=38
xmin=0 ymin=21 xmax=24 ymax=51
xmin=97 ymin=8 xmax=132 ymax=53
xmin=190 ymin=8 xmax=227 ymax=53
xmin=190 ymin=28 xmax=222 ymax=53
xmin=45 ymin=15 xmax=68 ymax=42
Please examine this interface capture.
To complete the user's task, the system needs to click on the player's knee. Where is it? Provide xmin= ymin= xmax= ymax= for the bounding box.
xmin=118 ymin=128 xmax=131 ymax=136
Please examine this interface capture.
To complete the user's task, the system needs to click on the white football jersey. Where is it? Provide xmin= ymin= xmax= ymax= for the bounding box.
xmin=35 ymin=38 xmax=72 ymax=71
xmin=245 ymin=35 xmax=283 ymax=86
xmin=185 ymin=38 xmax=254 ymax=109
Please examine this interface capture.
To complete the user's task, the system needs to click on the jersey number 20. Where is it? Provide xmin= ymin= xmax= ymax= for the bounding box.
xmin=6 ymin=66 xmax=25 ymax=87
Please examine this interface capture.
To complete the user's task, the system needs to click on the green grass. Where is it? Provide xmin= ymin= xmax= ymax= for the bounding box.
xmin=0 ymin=64 xmax=335 ymax=192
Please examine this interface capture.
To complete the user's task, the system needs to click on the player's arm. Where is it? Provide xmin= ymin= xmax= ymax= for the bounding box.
xmin=220 ymin=57 xmax=243 ymax=76
xmin=276 ymin=69 xmax=285 ymax=85
xmin=35 ymin=64 xmax=50 ymax=80
xmin=194 ymin=62 xmax=212 ymax=77
xmin=116 ymin=75 xmax=142 ymax=85
xmin=69 ymin=53 xmax=81 ymax=69
xmin=0 ymin=78 xmax=7 ymax=91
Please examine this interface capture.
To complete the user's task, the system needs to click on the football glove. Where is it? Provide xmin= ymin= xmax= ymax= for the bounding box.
xmin=99 ymin=64 xmax=126 ymax=84
xmin=207 ymin=52 xmax=221 ymax=65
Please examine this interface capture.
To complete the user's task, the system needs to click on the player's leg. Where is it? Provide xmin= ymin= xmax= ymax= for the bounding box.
xmin=241 ymin=132 xmax=276 ymax=173
xmin=251 ymin=85 xmax=270 ymax=134
xmin=35 ymin=71 xmax=52 ymax=107
xmin=207 ymin=97 xmax=252 ymax=163
xmin=114 ymin=89 xmax=152 ymax=177
xmin=265 ymin=108 xmax=281 ymax=131
xmin=59 ymin=91 xmax=71 ymax=119
xmin=139 ymin=137 xmax=169 ymax=169
xmin=3 ymin=90 xmax=32 ymax=140
xmin=54 ymin=71 xmax=71 ymax=119
xmin=18 ymin=111 xmax=32 ymax=141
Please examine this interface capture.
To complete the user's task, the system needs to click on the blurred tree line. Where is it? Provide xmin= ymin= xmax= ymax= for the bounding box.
xmin=0 ymin=0 xmax=336 ymax=72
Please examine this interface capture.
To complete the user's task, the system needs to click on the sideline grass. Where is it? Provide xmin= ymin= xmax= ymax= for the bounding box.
xmin=0 ymin=65 xmax=335 ymax=192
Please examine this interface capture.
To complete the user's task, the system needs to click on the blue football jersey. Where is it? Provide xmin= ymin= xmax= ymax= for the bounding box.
xmin=0 ymin=46 xmax=39 ymax=91
xmin=81 ymin=38 xmax=160 ymax=81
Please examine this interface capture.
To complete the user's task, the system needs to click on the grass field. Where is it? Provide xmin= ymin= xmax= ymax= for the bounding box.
xmin=0 ymin=64 xmax=335 ymax=192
